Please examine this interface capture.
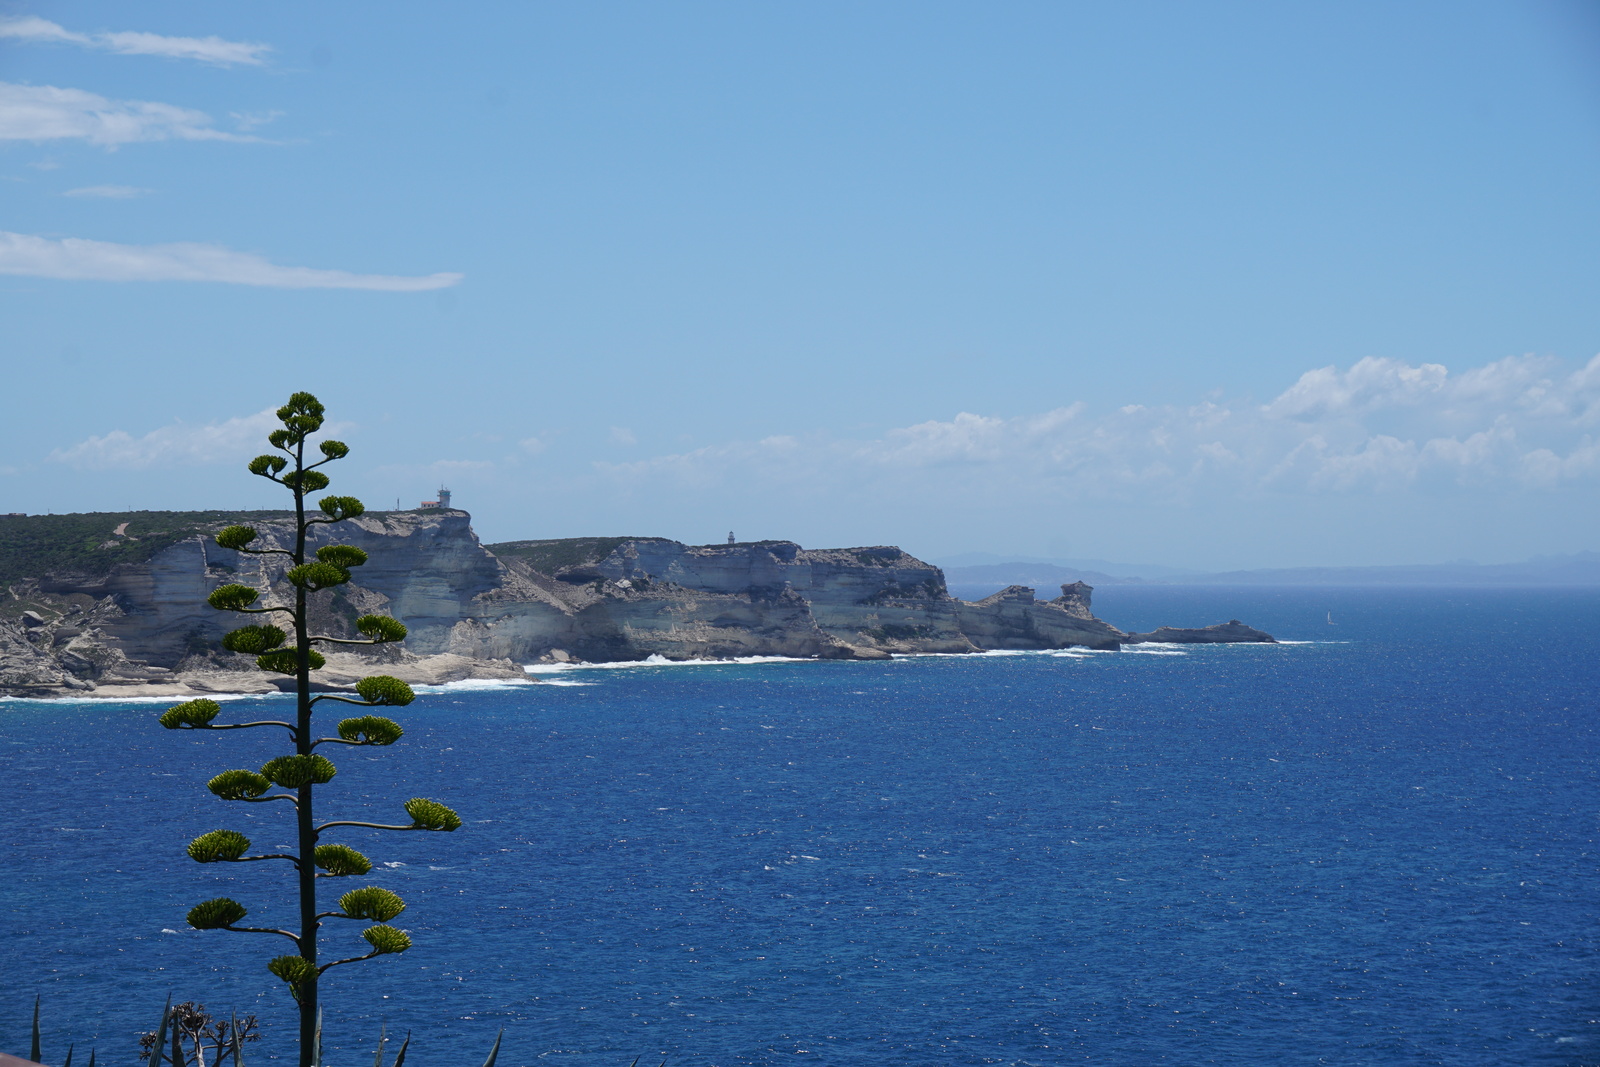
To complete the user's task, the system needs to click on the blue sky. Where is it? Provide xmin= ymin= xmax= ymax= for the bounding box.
xmin=2 ymin=1 xmax=1597 ymax=569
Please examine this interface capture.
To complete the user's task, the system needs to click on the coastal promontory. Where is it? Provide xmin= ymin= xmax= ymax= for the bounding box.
xmin=0 ymin=510 xmax=1273 ymax=698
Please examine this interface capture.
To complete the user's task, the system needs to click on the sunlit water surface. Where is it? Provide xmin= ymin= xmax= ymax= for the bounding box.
xmin=4 ymin=587 xmax=1597 ymax=1066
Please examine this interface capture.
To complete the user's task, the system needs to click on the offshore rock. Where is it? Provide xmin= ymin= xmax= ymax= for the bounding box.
xmin=1124 ymin=620 xmax=1277 ymax=644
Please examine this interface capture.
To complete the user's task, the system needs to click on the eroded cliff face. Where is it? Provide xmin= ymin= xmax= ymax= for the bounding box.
xmin=954 ymin=583 xmax=1125 ymax=651
xmin=446 ymin=537 xmax=1130 ymax=660
xmin=18 ymin=511 xmax=501 ymax=664
xmin=1 ymin=510 xmax=1271 ymax=696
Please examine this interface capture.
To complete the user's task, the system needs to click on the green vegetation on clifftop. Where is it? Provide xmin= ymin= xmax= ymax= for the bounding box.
xmin=0 ymin=511 xmax=294 ymax=587
xmin=486 ymin=536 xmax=660 ymax=574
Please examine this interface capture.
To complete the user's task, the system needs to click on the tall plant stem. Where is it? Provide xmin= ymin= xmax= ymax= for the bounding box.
xmin=292 ymin=437 xmax=319 ymax=1067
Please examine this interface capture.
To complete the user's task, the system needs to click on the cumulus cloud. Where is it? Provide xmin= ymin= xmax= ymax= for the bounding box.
xmin=866 ymin=405 xmax=1087 ymax=468
xmin=599 ymin=355 xmax=1600 ymax=501
xmin=1263 ymin=357 xmax=1448 ymax=419
xmin=0 ymin=16 xmax=271 ymax=66
xmin=0 ymin=231 xmax=464 ymax=290
xmin=0 ymin=82 xmax=261 ymax=146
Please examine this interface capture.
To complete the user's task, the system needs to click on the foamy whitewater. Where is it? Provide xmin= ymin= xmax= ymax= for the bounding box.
xmin=5 ymin=585 xmax=1596 ymax=1066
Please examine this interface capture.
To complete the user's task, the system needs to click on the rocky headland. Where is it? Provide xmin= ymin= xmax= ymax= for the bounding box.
xmin=0 ymin=510 xmax=1273 ymax=698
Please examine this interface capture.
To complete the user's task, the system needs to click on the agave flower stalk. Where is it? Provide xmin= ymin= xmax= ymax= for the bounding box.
xmin=157 ymin=393 xmax=460 ymax=1067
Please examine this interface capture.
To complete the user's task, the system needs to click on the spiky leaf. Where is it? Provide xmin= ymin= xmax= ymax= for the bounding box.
xmin=355 ymin=675 xmax=415 ymax=707
xmin=355 ymin=615 xmax=408 ymax=643
xmin=313 ymin=844 xmax=372 ymax=877
xmin=316 ymin=544 xmax=367 ymax=570
xmin=404 ymin=797 xmax=462 ymax=832
xmin=222 ymin=625 xmax=287 ymax=654
xmin=159 ymin=698 xmax=222 ymax=729
xmin=362 ymin=925 xmax=411 ymax=955
xmin=480 ymin=1029 xmax=504 ymax=1067
xmin=319 ymin=495 xmax=365 ymax=521
xmin=261 ymin=754 xmax=337 ymax=788
xmin=208 ymin=769 xmax=272 ymax=800
xmin=339 ymin=886 xmax=407 ymax=921
xmin=337 ymin=715 xmax=404 ymax=746
xmin=207 ymin=584 xmax=261 ymax=612
xmin=257 ymin=648 xmax=326 ymax=674
xmin=188 ymin=829 xmax=251 ymax=862
xmin=149 ymin=997 xmax=171 ymax=1067
xmin=215 ymin=525 xmax=259 ymax=550
xmin=187 ymin=897 xmax=247 ymax=929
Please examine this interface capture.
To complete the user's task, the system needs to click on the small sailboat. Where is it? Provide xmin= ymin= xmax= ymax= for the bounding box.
xmin=1327 ymin=611 xmax=1336 ymax=625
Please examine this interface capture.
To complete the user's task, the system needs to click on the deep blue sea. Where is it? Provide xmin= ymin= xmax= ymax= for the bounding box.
xmin=3 ymin=587 xmax=1598 ymax=1066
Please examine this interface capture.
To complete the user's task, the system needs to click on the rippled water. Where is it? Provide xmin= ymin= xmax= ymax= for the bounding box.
xmin=4 ymin=587 xmax=1597 ymax=1065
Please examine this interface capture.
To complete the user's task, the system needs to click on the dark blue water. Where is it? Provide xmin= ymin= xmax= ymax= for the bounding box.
xmin=4 ymin=588 xmax=1597 ymax=1066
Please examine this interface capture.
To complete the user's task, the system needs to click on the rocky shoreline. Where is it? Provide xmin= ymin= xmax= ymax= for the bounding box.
xmin=0 ymin=511 xmax=1274 ymax=699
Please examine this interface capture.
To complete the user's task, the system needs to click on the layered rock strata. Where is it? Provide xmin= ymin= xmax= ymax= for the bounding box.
xmin=0 ymin=511 xmax=1272 ymax=697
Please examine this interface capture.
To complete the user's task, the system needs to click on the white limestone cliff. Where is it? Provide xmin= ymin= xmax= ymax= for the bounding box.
xmin=0 ymin=511 xmax=1272 ymax=697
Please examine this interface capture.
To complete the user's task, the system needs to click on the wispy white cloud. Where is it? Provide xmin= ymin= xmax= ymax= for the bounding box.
xmin=229 ymin=110 xmax=284 ymax=133
xmin=0 ymin=231 xmax=464 ymax=291
xmin=49 ymin=409 xmax=281 ymax=470
xmin=62 ymin=184 xmax=149 ymax=198
xmin=0 ymin=16 xmax=73 ymax=44
xmin=0 ymin=16 xmax=271 ymax=66
xmin=598 ymin=355 xmax=1600 ymax=500
xmin=50 ymin=409 xmax=357 ymax=470
xmin=0 ymin=82 xmax=261 ymax=146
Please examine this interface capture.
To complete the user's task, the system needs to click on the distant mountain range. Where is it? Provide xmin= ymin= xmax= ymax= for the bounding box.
xmin=1166 ymin=553 xmax=1600 ymax=586
xmin=933 ymin=552 xmax=1196 ymax=580
xmin=935 ymin=551 xmax=1600 ymax=597
xmin=936 ymin=561 xmax=1146 ymax=601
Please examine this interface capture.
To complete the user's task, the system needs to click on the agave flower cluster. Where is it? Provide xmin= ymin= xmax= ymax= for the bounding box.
xmin=156 ymin=394 xmax=460 ymax=1065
